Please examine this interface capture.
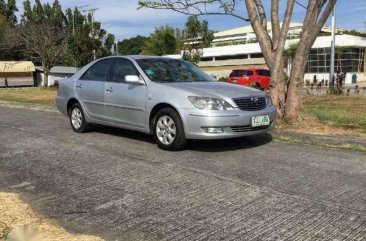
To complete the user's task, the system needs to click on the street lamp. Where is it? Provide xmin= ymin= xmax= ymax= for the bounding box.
xmin=73 ymin=5 xmax=89 ymax=35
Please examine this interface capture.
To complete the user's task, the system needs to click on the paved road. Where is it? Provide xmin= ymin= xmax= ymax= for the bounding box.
xmin=0 ymin=105 xmax=366 ymax=241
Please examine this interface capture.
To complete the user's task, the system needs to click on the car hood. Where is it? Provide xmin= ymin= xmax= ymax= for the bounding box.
xmin=164 ymin=81 xmax=264 ymax=99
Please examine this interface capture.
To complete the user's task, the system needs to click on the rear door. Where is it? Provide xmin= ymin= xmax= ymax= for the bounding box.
xmin=255 ymin=69 xmax=271 ymax=88
xmin=104 ymin=58 xmax=147 ymax=129
xmin=75 ymin=58 xmax=114 ymax=121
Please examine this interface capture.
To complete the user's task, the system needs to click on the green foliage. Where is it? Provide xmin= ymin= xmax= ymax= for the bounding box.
xmin=283 ymin=43 xmax=299 ymax=59
xmin=4 ymin=0 xmax=17 ymax=26
xmin=212 ymin=40 xmax=246 ymax=47
xmin=335 ymin=46 xmax=346 ymax=58
xmin=118 ymin=35 xmax=150 ymax=55
xmin=144 ymin=26 xmax=179 ymax=55
xmin=181 ymin=16 xmax=214 ymax=64
xmin=0 ymin=0 xmax=5 ymax=15
xmin=340 ymin=29 xmax=366 ymax=38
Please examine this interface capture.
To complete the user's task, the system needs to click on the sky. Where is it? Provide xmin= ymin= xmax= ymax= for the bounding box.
xmin=15 ymin=0 xmax=366 ymax=40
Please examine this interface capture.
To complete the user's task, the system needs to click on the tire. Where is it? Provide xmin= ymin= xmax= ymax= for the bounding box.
xmin=153 ymin=108 xmax=187 ymax=151
xmin=69 ymin=103 xmax=90 ymax=133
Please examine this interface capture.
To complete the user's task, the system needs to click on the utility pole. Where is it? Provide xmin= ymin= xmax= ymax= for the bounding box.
xmin=73 ymin=5 xmax=89 ymax=35
xmin=329 ymin=5 xmax=336 ymax=89
xmin=83 ymin=8 xmax=99 ymax=61
xmin=83 ymin=8 xmax=99 ymax=35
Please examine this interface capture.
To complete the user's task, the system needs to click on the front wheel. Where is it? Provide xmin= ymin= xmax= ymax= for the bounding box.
xmin=153 ymin=108 xmax=187 ymax=151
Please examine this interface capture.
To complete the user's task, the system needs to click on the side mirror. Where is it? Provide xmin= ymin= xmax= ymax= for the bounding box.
xmin=125 ymin=75 xmax=144 ymax=85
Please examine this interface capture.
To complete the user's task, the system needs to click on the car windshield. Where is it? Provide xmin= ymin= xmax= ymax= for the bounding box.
xmin=136 ymin=58 xmax=215 ymax=83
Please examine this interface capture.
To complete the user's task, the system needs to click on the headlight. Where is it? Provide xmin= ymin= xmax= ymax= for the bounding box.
xmin=188 ymin=96 xmax=234 ymax=110
xmin=265 ymin=94 xmax=273 ymax=106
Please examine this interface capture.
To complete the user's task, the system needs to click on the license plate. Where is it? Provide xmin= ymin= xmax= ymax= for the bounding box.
xmin=251 ymin=115 xmax=270 ymax=127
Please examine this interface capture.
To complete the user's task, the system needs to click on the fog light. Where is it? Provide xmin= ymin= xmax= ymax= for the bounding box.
xmin=201 ymin=127 xmax=224 ymax=134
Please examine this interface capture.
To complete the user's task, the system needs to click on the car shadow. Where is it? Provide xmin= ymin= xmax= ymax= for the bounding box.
xmin=187 ymin=133 xmax=273 ymax=152
xmin=90 ymin=125 xmax=273 ymax=152
xmin=90 ymin=124 xmax=155 ymax=144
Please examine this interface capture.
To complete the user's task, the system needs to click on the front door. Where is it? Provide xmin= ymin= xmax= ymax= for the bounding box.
xmin=105 ymin=58 xmax=147 ymax=129
xmin=76 ymin=58 xmax=114 ymax=121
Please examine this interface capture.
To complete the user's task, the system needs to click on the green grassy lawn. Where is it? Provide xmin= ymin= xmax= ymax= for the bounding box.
xmin=302 ymin=95 xmax=366 ymax=133
xmin=0 ymin=87 xmax=56 ymax=106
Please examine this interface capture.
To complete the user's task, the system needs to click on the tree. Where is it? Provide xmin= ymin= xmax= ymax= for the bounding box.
xmin=5 ymin=0 xmax=18 ymax=26
xmin=0 ymin=0 xmax=5 ymax=15
xmin=33 ymin=0 xmax=45 ymax=23
xmin=21 ymin=0 xmax=33 ymax=24
xmin=19 ymin=23 xmax=67 ymax=87
xmin=118 ymin=35 xmax=150 ymax=55
xmin=143 ymin=26 xmax=180 ymax=55
xmin=182 ymin=16 xmax=214 ymax=64
xmin=0 ymin=12 xmax=19 ymax=60
xmin=19 ymin=24 xmax=67 ymax=87
xmin=138 ymin=0 xmax=337 ymax=121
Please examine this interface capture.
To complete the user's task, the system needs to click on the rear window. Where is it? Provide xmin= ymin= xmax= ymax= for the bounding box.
xmin=256 ymin=69 xmax=271 ymax=76
xmin=229 ymin=70 xmax=253 ymax=77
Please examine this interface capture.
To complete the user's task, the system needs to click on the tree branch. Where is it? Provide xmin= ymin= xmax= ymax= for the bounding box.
xmin=138 ymin=0 xmax=250 ymax=21
xmin=271 ymin=0 xmax=280 ymax=46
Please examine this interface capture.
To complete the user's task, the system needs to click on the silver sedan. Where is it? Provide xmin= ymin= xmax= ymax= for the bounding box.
xmin=56 ymin=56 xmax=276 ymax=150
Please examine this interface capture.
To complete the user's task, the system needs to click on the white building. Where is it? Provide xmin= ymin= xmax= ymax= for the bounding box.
xmin=183 ymin=23 xmax=366 ymax=84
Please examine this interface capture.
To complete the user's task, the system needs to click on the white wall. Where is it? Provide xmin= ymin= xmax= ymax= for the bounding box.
xmin=48 ymin=73 xmax=74 ymax=86
xmin=0 ymin=76 xmax=34 ymax=87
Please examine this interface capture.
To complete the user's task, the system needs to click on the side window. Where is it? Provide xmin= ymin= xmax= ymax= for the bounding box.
xmin=111 ymin=59 xmax=139 ymax=83
xmin=80 ymin=59 xmax=114 ymax=81
xmin=245 ymin=70 xmax=254 ymax=76
xmin=256 ymin=69 xmax=271 ymax=76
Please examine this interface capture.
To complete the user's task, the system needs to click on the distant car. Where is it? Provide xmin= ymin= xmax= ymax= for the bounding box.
xmin=56 ymin=56 xmax=276 ymax=151
xmin=227 ymin=68 xmax=271 ymax=90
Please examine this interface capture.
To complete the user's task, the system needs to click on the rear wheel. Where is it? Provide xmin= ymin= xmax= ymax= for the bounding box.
xmin=69 ymin=103 xmax=90 ymax=133
xmin=153 ymin=108 xmax=187 ymax=151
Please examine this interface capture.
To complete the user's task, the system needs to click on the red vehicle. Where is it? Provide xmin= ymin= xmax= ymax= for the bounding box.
xmin=227 ymin=68 xmax=271 ymax=90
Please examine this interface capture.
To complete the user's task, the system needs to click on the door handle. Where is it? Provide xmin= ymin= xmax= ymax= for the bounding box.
xmin=76 ymin=84 xmax=82 ymax=89
xmin=106 ymin=87 xmax=113 ymax=93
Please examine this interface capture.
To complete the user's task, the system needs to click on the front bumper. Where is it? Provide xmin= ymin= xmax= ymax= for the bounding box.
xmin=179 ymin=106 xmax=277 ymax=140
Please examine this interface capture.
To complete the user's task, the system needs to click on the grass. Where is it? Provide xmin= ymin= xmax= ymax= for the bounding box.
xmin=273 ymin=134 xmax=366 ymax=153
xmin=0 ymin=192 xmax=105 ymax=241
xmin=302 ymin=95 xmax=366 ymax=133
xmin=0 ymin=87 xmax=56 ymax=106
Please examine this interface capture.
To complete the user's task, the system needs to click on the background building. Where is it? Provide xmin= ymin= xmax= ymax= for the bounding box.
xmin=48 ymin=66 xmax=78 ymax=86
xmin=178 ymin=23 xmax=366 ymax=84
xmin=0 ymin=61 xmax=35 ymax=87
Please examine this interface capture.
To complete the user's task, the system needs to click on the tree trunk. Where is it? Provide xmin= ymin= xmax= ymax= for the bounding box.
xmin=284 ymin=51 xmax=307 ymax=121
xmin=269 ymin=60 xmax=286 ymax=118
xmin=42 ymin=62 xmax=49 ymax=87
xmin=43 ymin=67 xmax=49 ymax=87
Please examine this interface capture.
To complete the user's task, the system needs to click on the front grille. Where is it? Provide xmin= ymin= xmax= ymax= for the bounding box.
xmin=231 ymin=123 xmax=272 ymax=133
xmin=233 ymin=96 xmax=266 ymax=111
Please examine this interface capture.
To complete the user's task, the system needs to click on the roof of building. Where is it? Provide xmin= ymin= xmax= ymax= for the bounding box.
xmin=50 ymin=66 xmax=78 ymax=74
xmin=214 ymin=23 xmax=303 ymax=38
xmin=214 ymin=22 xmax=348 ymax=38
xmin=0 ymin=61 xmax=35 ymax=73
